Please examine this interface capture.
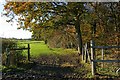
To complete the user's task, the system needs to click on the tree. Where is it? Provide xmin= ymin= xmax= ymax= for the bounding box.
xmin=92 ymin=2 xmax=120 ymax=45
xmin=4 ymin=2 xmax=88 ymax=55
xmin=4 ymin=2 xmax=119 ymax=55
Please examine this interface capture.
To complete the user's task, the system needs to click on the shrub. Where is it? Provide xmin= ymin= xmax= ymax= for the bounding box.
xmin=2 ymin=38 xmax=17 ymax=53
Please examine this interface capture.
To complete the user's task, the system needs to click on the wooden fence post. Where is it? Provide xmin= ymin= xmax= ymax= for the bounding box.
xmin=85 ymin=43 xmax=88 ymax=63
xmin=82 ymin=47 xmax=84 ymax=61
xmin=101 ymin=48 xmax=104 ymax=67
xmin=90 ymin=40 xmax=96 ymax=76
xmin=28 ymin=44 xmax=30 ymax=61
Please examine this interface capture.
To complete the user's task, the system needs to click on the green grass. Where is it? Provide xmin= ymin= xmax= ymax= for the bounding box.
xmin=17 ymin=40 xmax=77 ymax=58
xmin=30 ymin=41 xmax=53 ymax=57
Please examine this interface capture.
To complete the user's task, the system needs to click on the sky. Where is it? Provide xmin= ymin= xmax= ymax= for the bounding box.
xmin=0 ymin=0 xmax=32 ymax=39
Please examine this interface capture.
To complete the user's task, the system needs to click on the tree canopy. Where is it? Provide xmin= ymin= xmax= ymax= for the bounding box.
xmin=4 ymin=2 xmax=120 ymax=54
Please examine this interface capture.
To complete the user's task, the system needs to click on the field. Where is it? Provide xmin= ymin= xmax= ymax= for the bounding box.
xmin=18 ymin=40 xmax=77 ymax=58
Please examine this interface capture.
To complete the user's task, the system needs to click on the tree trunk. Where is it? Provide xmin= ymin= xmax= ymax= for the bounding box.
xmin=75 ymin=15 xmax=83 ymax=55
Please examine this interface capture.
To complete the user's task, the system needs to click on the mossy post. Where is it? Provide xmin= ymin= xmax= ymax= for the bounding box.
xmin=6 ymin=48 xmax=10 ymax=66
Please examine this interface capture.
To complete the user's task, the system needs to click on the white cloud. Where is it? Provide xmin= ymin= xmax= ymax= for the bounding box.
xmin=0 ymin=10 xmax=32 ymax=39
xmin=0 ymin=0 xmax=6 ymax=3
xmin=1 ymin=29 xmax=32 ymax=39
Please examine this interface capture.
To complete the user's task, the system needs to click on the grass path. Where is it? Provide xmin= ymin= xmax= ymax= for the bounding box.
xmin=18 ymin=40 xmax=77 ymax=58
xmin=3 ymin=40 xmax=119 ymax=79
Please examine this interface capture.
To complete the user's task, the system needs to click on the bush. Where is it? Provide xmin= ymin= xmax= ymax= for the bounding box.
xmin=2 ymin=38 xmax=17 ymax=53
